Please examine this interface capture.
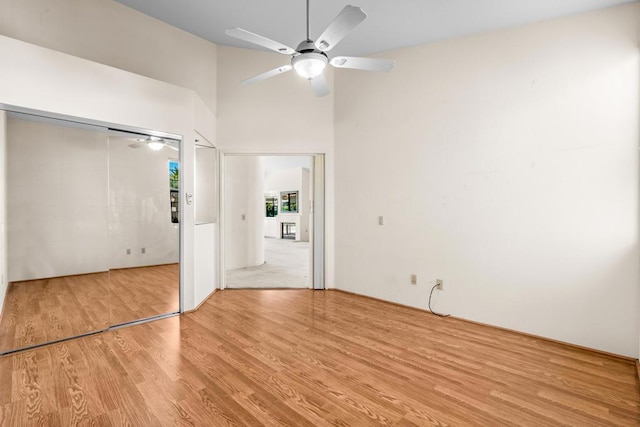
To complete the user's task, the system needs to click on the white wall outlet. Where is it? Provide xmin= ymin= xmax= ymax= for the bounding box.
xmin=436 ymin=279 xmax=443 ymax=289
xmin=410 ymin=274 xmax=417 ymax=285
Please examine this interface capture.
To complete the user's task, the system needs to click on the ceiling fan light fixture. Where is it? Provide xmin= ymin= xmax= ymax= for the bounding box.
xmin=147 ymin=140 xmax=165 ymax=151
xmin=292 ymin=53 xmax=328 ymax=79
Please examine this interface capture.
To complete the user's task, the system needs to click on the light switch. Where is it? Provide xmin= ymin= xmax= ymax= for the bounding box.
xmin=378 ymin=216 xmax=384 ymax=225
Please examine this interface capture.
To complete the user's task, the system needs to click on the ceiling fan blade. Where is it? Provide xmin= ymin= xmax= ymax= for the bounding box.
xmin=315 ymin=6 xmax=367 ymax=52
xmin=128 ymin=141 xmax=145 ymax=149
xmin=330 ymin=56 xmax=395 ymax=72
xmin=225 ymin=28 xmax=296 ymax=55
xmin=242 ymin=64 xmax=292 ymax=85
xmin=309 ymin=74 xmax=330 ymax=98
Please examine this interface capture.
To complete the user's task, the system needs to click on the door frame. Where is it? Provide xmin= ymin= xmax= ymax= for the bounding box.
xmin=219 ymin=153 xmax=325 ymax=290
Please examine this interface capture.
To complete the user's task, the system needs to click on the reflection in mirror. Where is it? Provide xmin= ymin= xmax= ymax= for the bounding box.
xmin=107 ymin=133 xmax=180 ymax=325
xmin=0 ymin=113 xmax=110 ymax=353
xmin=0 ymin=113 xmax=182 ymax=354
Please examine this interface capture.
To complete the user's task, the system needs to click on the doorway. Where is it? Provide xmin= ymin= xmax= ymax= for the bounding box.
xmin=222 ymin=154 xmax=323 ymax=289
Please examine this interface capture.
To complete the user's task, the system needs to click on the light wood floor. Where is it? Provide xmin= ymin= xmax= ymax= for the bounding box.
xmin=0 ymin=289 xmax=638 ymax=426
xmin=109 ymin=264 xmax=179 ymax=325
xmin=0 ymin=265 xmax=179 ymax=353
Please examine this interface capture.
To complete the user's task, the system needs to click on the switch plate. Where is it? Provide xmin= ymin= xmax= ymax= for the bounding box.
xmin=410 ymin=274 xmax=417 ymax=285
xmin=141 ymin=248 xmax=146 ymax=254
xmin=378 ymin=216 xmax=384 ymax=225
xmin=126 ymin=248 xmax=131 ymax=255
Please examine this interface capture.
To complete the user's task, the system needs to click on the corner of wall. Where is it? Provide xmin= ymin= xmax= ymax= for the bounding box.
xmin=193 ymin=93 xmax=217 ymax=146
xmin=0 ymin=110 xmax=7 ymax=315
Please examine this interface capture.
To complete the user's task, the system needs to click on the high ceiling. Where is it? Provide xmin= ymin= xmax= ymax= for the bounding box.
xmin=116 ymin=0 xmax=636 ymax=57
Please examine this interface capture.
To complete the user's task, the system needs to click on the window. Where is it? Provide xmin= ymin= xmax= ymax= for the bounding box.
xmin=169 ymin=161 xmax=179 ymax=190
xmin=265 ymin=196 xmax=278 ymax=217
xmin=169 ymin=161 xmax=179 ymax=223
xmin=280 ymin=191 xmax=298 ymax=213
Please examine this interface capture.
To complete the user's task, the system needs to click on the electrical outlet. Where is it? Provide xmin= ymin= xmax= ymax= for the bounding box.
xmin=141 ymin=248 xmax=146 ymax=254
xmin=126 ymin=248 xmax=131 ymax=255
xmin=410 ymin=274 xmax=417 ymax=285
xmin=241 ymin=214 xmax=246 ymax=221
xmin=436 ymin=279 xmax=443 ymax=290
xmin=378 ymin=216 xmax=384 ymax=226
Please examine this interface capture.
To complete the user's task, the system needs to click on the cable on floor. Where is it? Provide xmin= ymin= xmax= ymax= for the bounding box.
xmin=428 ymin=284 xmax=450 ymax=318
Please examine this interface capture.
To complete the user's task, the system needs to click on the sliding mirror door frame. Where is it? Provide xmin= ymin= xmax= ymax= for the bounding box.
xmin=0 ymin=107 xmax=183 ymax=355
xmin=106 ymin=128 xmax=182 ymax=327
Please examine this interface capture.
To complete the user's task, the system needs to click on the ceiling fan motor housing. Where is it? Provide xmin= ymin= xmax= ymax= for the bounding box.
xmin=296 ymin=39 xmax=320 ymax=53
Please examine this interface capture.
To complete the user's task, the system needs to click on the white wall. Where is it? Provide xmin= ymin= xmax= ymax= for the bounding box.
xmin=194 ymin=146 xmax=218 ymax=295
xmin=7 ymin=117 xmax=110 ymax=281
xmin=216 ymin=46 xmax=333 ymax=152
xmin=0 ymin=0 xmax=217 ymax=114
xmin=263 ymin=156 xmax=313 ymax=176
xmin=301 ymin=168 xmax=310 ymax=244
xmin=0 ymin=111 xmax=7 ymax=313
xmin=224 ymin=156 xmax=265 ymax=270
xmin=334 ymin=4 xmax=640 ymax=357
xmin=195 ymin=146 xmax=217 ymax=224
xmin=5 ymin=119 xmax=180 ymax=281
xmin=108 ymin=136 xmax=179 ymax=269
xmin=217 ymin=45 xmax=335 ymax=287
xmin=264 ymin=167 xmax=311 ymax=241
xmin=195 ymin=223 xmax=217 ymax=304
xmin=0 ymin=34 xmax=214 ymax=310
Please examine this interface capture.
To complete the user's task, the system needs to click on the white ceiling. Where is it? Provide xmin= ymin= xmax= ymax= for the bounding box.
xmin=115 ymin=0 xmax=635 ymax=57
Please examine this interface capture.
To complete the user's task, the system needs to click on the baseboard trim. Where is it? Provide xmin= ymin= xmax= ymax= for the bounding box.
xmin=183 ymin=288 xmax=218 ymax=314
xmin=330 ymin=288 xmax=635 ymax=363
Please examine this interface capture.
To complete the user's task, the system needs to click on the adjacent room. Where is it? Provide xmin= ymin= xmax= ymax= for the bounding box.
xmin=224 ymin=155 xmax=314 ymax=289
xmin=0 ymin=0 xmax=638 ymax=425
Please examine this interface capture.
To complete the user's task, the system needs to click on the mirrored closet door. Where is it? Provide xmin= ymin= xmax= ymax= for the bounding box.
xmin=107 ymin=132 xmax=180 ymax=325
xmin=0 ymin=112 xmax=180 ymax=354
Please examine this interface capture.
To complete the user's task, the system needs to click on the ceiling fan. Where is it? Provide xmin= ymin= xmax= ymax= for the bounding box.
xmin=225 ymin=0 xmax=395 ymax=97
xmin=128 ymin=137 xmax=179 ymax=152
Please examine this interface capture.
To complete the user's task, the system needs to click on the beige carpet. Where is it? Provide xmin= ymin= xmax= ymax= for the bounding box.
xmin=225 ymin=237 xmax=310 ymax=288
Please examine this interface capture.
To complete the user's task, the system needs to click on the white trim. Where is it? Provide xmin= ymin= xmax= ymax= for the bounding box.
xmin=220 ymin=152 xmax=325 ymax=290
xmin=313 ymin=154 xmax=325 ymax=290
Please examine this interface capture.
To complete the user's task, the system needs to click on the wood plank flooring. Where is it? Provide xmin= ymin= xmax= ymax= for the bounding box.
xmin=1 ymin=289 xmax=638 ymax=426
xmin=0 ymin=265 xmax=179 ymax=353
xmin=108 ymin=264 xmax=179 ymax=325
